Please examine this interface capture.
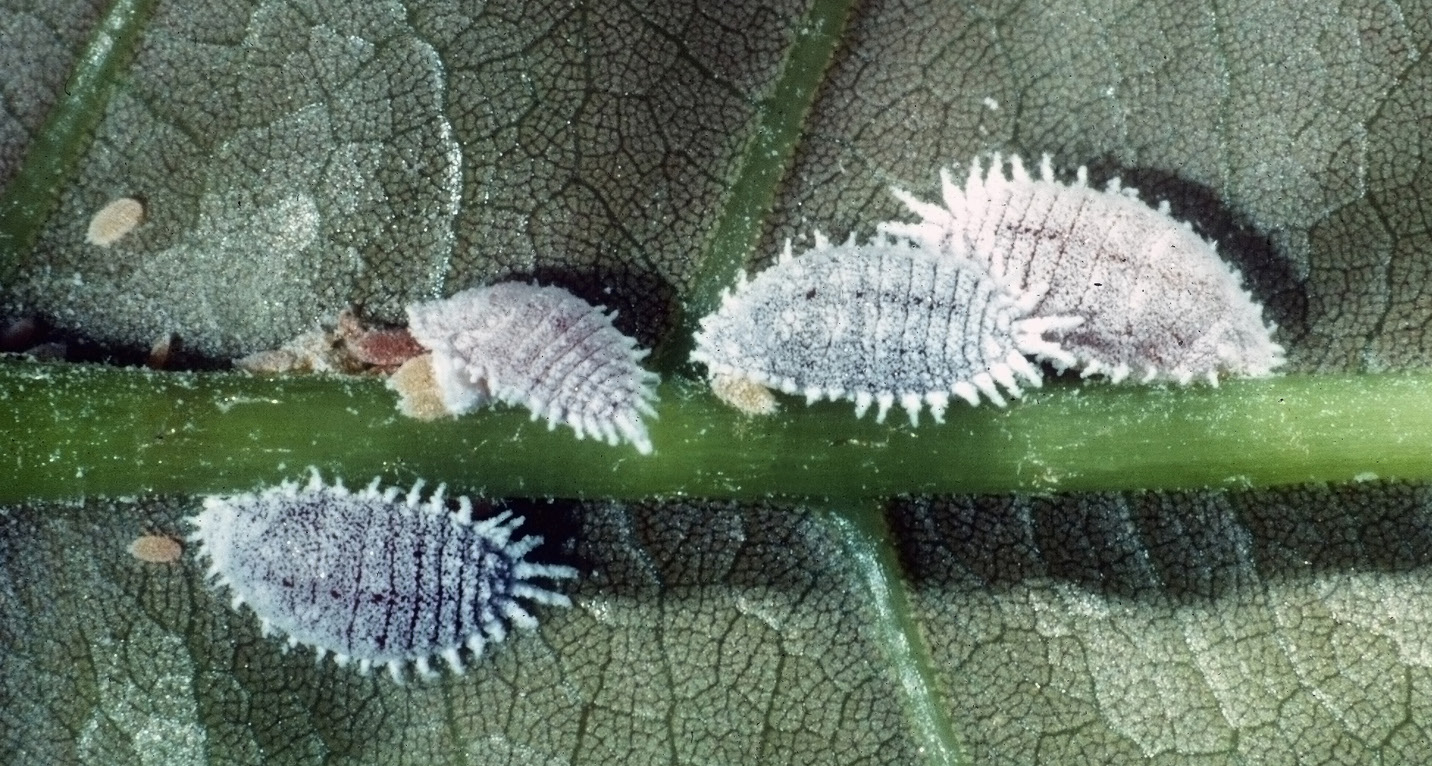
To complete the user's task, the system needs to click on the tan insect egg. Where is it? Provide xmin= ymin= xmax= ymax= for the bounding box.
xmin=129 ymin=534 xmax=183 ymax=564
xmin=709 ymin=372 xmax=779 ymax=416
xmin=87 ymin=197 xmax=146 ymax=246
xmin=387 ymin=353 xmax=450 ymax=421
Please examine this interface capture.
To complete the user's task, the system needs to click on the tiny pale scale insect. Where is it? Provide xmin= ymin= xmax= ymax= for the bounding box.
xmin=691 ymin=234 xmax=1081 ymax=424
xmin=882 ymin=154 xmax=1284 ymax=385
xmin=400 ymin=282 xmax=659 ymax=454
xmin=188 ymin=470 xmax=577 ymax=682
xmin=86 ymin=197 xmax=146 ymax=246
xmin=129 ymin=534 xmax=183 ymax=564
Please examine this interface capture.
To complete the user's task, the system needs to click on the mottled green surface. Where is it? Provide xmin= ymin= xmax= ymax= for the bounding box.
xmin=4 ymin=0 xmax=1432 ymax=764
xmin=0 ymin=0 xmax=107 ymax=189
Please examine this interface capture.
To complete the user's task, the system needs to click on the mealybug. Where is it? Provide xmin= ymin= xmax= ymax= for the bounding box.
xmin=883 ymin=155 xmax=1284 ymax=385
xmin=400 ymin=283 xmax=659 ymax=454
xmin=189 ymin=471 xmax=577 ymax=682
xmin=691 ymin=235 xmax=1079 ymax=424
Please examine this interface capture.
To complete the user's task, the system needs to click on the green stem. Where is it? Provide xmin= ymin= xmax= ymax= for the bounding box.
xmin=3 ymin=359 xmax=1429 ymax=502
xmin=650 ymin=0 xmax=858 ymax=372
xmin=828 ymin=504 xmax=966 ymax=766
xmin=0 ymin=0 xmax=160 ymax=278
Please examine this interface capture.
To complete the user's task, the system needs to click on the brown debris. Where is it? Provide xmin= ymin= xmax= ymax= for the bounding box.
xmin=336 ymin=308 xmax=424 ymax=372
xmin=147 ymin=332 xmax=180 ymax=369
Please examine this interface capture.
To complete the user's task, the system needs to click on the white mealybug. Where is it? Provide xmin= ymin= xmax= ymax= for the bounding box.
xmin=188 ymin=470 xmax=577 ymax=683
xmin=882 ymin=154 xmax=1285 ymax=385
xmin=401 ymin=282 xmax=660 ymax=454
xmin=691 ymin=235 xmax=1081 ymax=424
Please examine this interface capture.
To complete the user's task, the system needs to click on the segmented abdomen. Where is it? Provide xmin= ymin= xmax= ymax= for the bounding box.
xmin=886 ymin=156 xmax=1284 ymax=385
xmin=190 ymin=471 xmax=576 ymax=681
xmin=693 ymin=239 xmax=1073 ymax=424
xmin=406 ymin=283 xmax=658 ymax=453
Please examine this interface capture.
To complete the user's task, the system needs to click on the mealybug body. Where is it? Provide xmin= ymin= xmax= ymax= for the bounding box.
xmin=884 ymin=155 xmax=1284 ymax=385
xmin=189 ymin=471 xmax=576 ymax=682
xmin=691 ymin=236 xmax=1079 ymax=424
xmin=402 ymin=283 xmax=659 ymax=453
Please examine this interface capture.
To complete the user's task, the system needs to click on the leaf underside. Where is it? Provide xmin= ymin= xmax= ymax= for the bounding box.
xmin=4 ymin=0 xmax=1432 ymax=764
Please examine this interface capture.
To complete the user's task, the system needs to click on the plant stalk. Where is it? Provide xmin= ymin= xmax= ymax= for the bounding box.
xmin=2 ymin=359 xmax=1426 ymax=502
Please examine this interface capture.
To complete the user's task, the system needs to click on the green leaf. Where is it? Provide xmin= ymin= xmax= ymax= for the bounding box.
xmin=5 ymin=0 xmax=1432 ymax=764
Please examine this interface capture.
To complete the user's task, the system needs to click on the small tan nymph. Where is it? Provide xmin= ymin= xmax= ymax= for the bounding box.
xmin=128 ymin=534 xmax=183 ymax=564
xmin=87 ymin=197 xmax=146 ymax=246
